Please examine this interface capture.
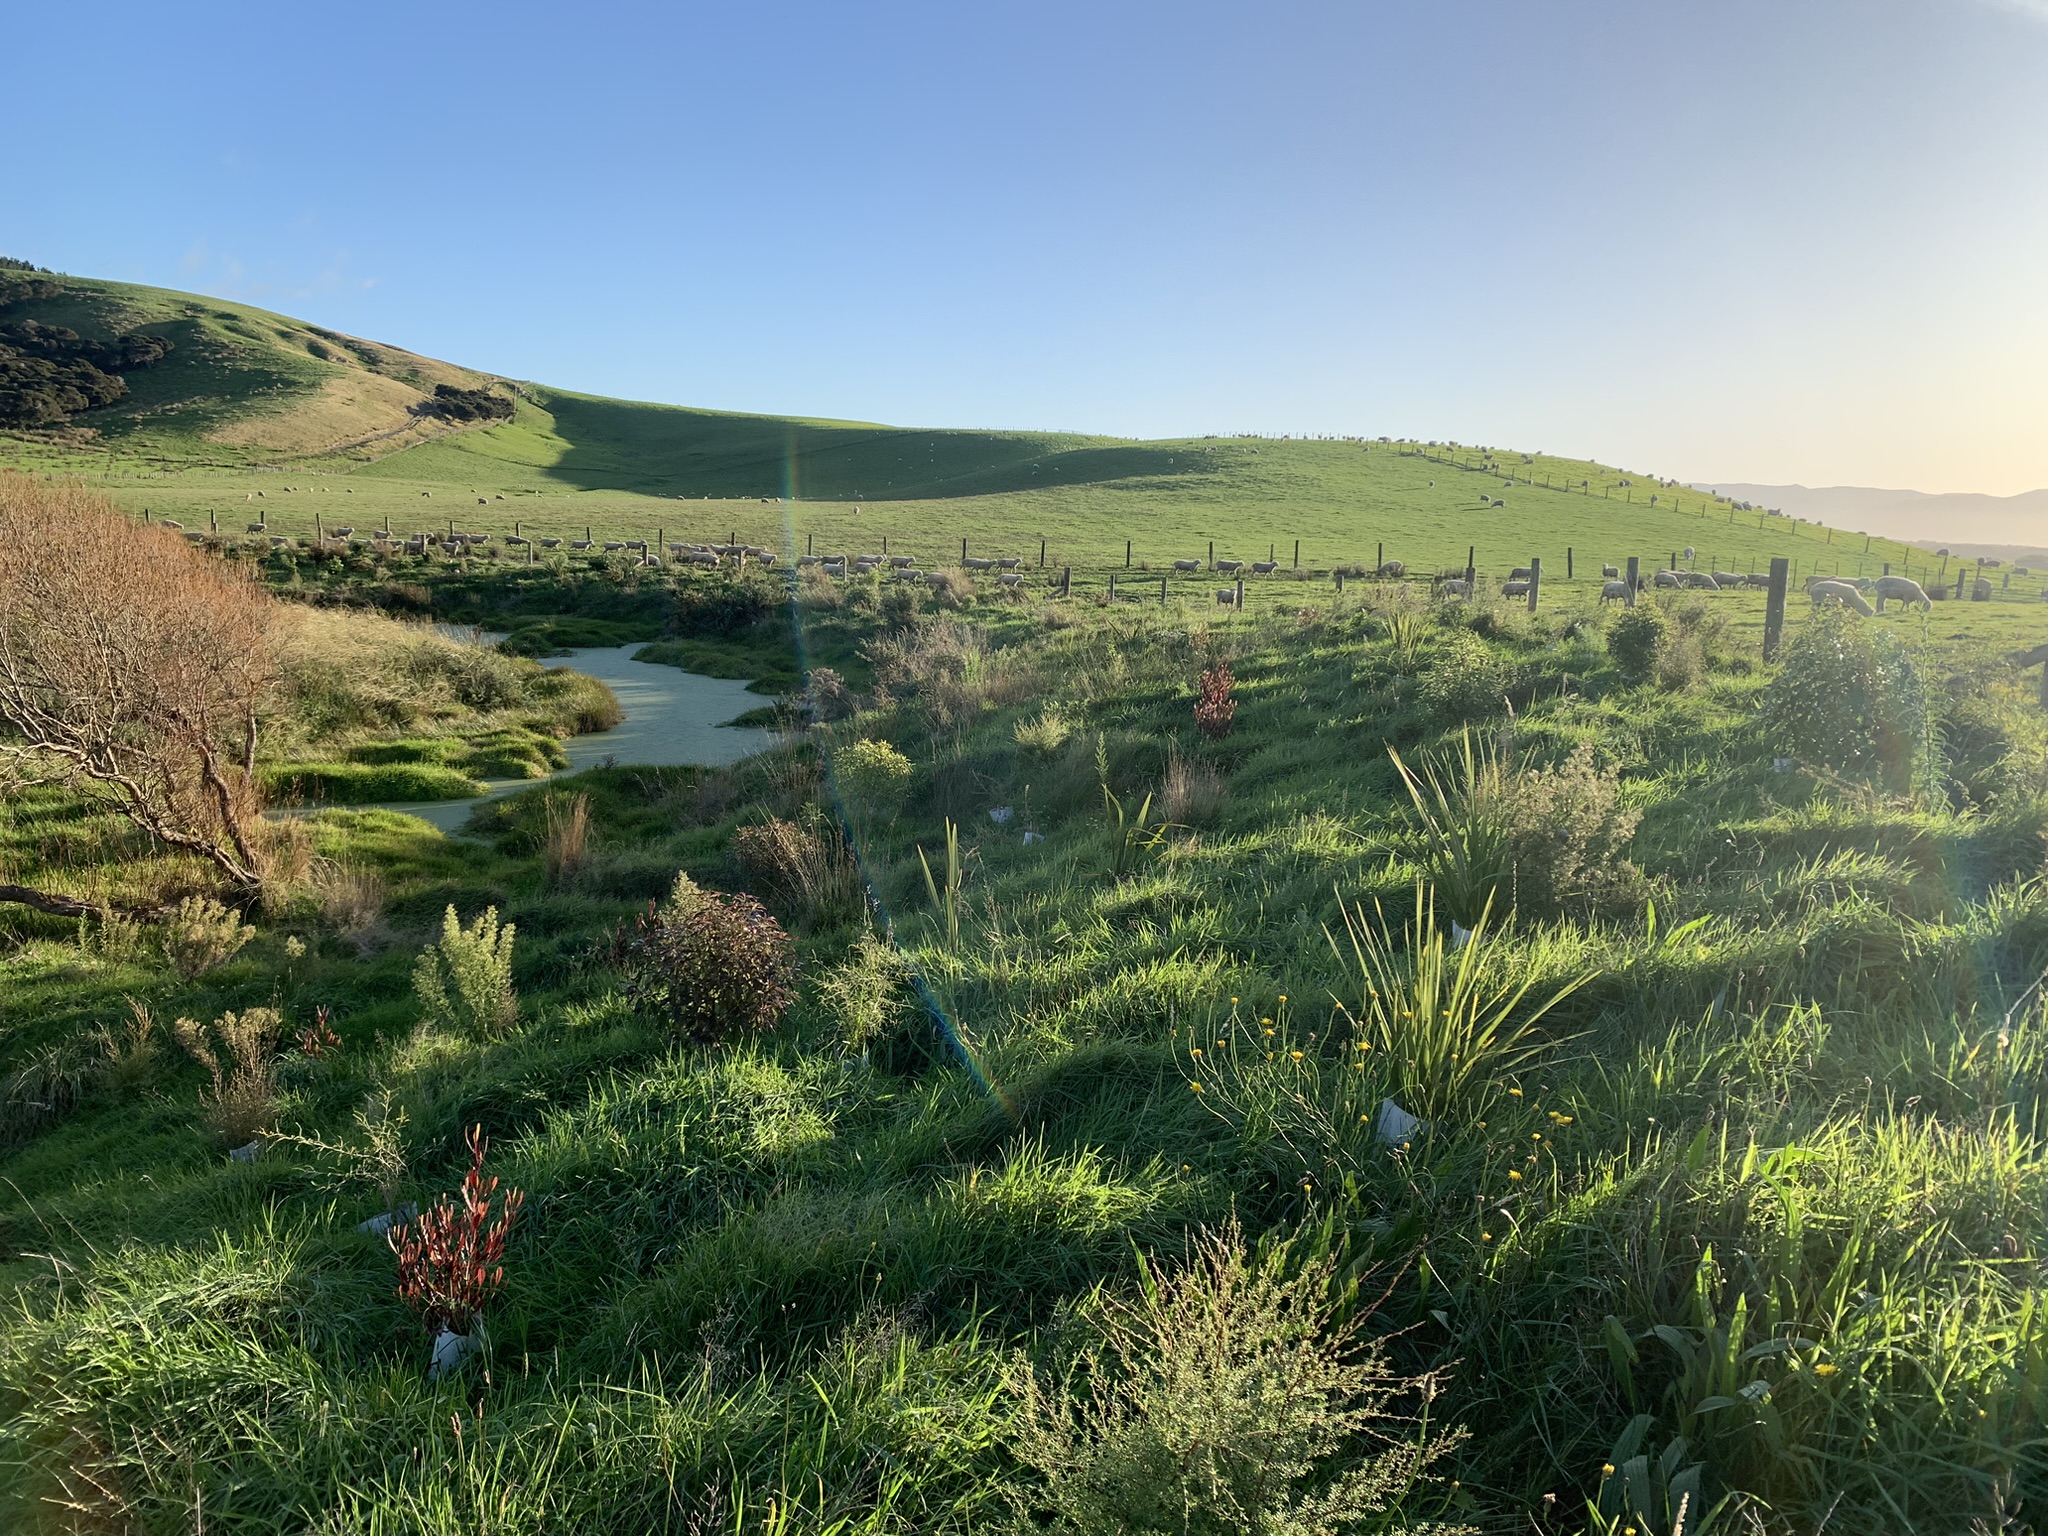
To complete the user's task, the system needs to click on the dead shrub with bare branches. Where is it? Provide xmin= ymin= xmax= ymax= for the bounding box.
xmin=0 ymin=475 xmax=279 ymax=910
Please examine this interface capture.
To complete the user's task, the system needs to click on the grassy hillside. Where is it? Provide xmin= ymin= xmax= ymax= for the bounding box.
xmin=0 ymin=271 xmax=491 ymax=462
xmin=0 ymin=271 xmax=1965 ymax=591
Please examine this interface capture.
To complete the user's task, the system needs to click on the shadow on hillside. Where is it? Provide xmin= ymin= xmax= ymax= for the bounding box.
xmin=531 ymin=391 xmax=1203 ymax=500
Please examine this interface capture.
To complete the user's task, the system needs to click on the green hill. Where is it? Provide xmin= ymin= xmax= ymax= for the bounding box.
xmin=0 ymin=267 xmax=1951 ymax=588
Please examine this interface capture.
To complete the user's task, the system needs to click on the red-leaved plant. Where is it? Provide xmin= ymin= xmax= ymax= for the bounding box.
xmin=1194 ymin=662 xmax=1237 ymax=740
xmin=298 ymin=1005 xmax=341 ymax=1058
xmin=388 ymin=1124 xmax=524 ymax=1336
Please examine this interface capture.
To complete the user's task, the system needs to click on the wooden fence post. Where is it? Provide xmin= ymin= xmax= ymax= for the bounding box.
xmin=1126 ymin=540 xmax=1132 ymax=568
xmin=1235 ymin=576 xmax=1245 ymax=609
xmin=1625 ymin=556 xmax=1639 ymax=608
xmin=1109 ymin=573 xmax=1118 ymax=601
xmin=1763 ymin=557 xmax=1789 ymax=661
xmin=1040 ymin=538 xmax=1046 ymax=568
xmin=1566 ymin=546 xmax=1573 ymax=579
xmin=1528 ymin=556 xmax=1541 ymax=613
xmin=1292 ymin=539 xmax=1299 ymax=569
xmin=1061 ymin=566 xmax=1071 ymax=597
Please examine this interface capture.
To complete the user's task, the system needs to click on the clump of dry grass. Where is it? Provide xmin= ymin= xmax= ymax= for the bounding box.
xmin=1161 ymin=749 xmax=1226 ymax=827
xmin=311 ymin=860 xmax=386 ymax=942
xmin=542 ymin=791 xmax=592 ymax=886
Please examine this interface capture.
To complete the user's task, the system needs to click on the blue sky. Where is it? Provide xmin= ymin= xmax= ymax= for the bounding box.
xmin=11 ymin=0 xmax=2048 ymax=493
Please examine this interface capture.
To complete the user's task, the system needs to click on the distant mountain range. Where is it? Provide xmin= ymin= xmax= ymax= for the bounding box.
xmin=1694 ymin=482 xmax=2048 ymax=560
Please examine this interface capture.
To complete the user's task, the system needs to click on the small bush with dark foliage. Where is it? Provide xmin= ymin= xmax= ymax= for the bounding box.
xmin=418 ymin=383 xmax=514 ymax=423
xmin=1607 ymin=606 xmax=1664 ymax=684
xmin=624 ymin=878 xmax=795 ymax=1042
xmin=389 ymin=1125 xmax=523 ymax=1336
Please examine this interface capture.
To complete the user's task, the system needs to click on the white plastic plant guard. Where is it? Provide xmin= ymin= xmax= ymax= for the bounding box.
xmin=989 ymin=806 xmax=1014 ymax=825
xmin=1376 ymin=1099 xmax=1423 ymax=1146
xmin=356 ymin=1202 xmax=418 ymax=1237
xmin=430 ymin=1328 xmax=475 ymax=1379
xmin=229 ymin=1140 xmax=263 ymax=1164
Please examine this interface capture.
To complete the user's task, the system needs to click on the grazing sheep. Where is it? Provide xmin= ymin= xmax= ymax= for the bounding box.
xmin=1437 ymin=578 xmax=1470 ymax=598
xmin=246 ymin=522 xmax=265 ymax=533
xmin=1975 ymin=576 xmax=1995 ymax=600
xmin=1810 ymin=580 xmax=1876 ymax=616
xmin=1251 ymin=560 xmax=1278 ymax=574
xmin=1744 ymin=573 xmax=1772 ymax=589
xmin=996 ymin=556 xmax=1021 ymax=569
xmin=1872 ymin=575 xmax=1931 ymax=612
xmin=505 ymin=535 xmax=529 ymax=547
xmin=1680 ymin=572 xmax=1721 ymax=590
xmin=603 ymin=541 xmax=626 ymax=552
xmin=1215 ymin=559 xmax=1245 ymax=574
xmin=1377 ymin=560 xmax=1405 ymax=578
xmin=570 ymin=540 xmax=594 ymax=551
xmin=998 ymin=572 xmax=1024 ymax=586
xmin=1683 ymin=546 xmax=1695 ymax=561
xmin=963 ymin=556 xmax=995 ymax=570
xmin=1501 ymin=579 xmax=1531 ymax=597
xmin=1490 ymin=499 xmax=1505 ymax=508
xmin=1654 ymin=569 xmax=1682 ymax=589
xmin=159 ymin=519 xmax=182 ymax=530
xmin=1216 ymin=588 xmax=1238 ymax=606
xmin=1509 ymin=566 xmax=1532 ymax=581
xmin=1173 ymin=558 xmax=1201 ymax=572
xmin=888 ymin=554 xmax=914 ymax=568
xmin=1602 ymin=564 xmax=1620 ymax=579
xmin=1601 ymin=580 xmax=1632 ymax=603
xmin=797 ymin=554 xmax=820 ymax=567
xmin=1710 ymin=571 xmax=1743 ymax=587
xmin=539 ymin=537 xmax=562 ymax=549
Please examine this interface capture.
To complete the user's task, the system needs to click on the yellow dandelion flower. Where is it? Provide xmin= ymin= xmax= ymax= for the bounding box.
xmin=1278 ymin=994 xmax=1288 ymax=1002
xmin=1813 ymin=1363 xmax=1838 ymax=1378
xmin=1189 ymin=1081 xmax=1204 ymax=1093
xmin=1190 ymin=1047 xmax=1203 ymax=1057
xmin=1481 ymin=1231 xmax=1493 ymax=1242
xmin=1290 ymin=1050 xmax=1304 ymax=1060
xmin=1508 ymin=1087 xmax=1523 ymax=1097
xmin=1508 ymin=1170 xmax=1522 ymax=1181
xmin=1601 ymin=1463 xmax=1615 ymax=1477
xmin=1230 ymin=996 xmax=1239 ymax=1004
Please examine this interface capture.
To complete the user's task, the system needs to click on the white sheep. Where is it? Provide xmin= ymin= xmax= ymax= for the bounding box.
xmin=1173 ymin=558 xmax=1201 ymax=573
xmin=1602 ymin=564 xmax=1620 ymax=579
xmin=1437 ymin=578 xmax=1470 ymax=598
xmin=1501 ymin=579 xmax=1531 ymax=597
xmin=1809 ymin=580 xmax=1876 ymax=616
xmin=1601 ymin=580 xmax=1632 ymax=603
xmin=1654 ymin=570 xmax=1682 ymax=589
xmin=1215 ymin=558 xmax=1245 ymax=574
xmin=1377 ymin=560 xmax=1405 ymax=578
xmin=1251 ymin=560 xmax=1278 ymax=574
xmin=1871 ymin=576 xmax=1931 ymax=612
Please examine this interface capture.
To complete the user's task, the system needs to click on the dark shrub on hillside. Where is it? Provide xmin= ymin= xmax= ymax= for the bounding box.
xmin=623 ymin=877 xmax=795 ymax=1042
xmin=1607 ymin=607 xmax=1664 ymax=684
xmin=419 ymin=383 xmax=514 ymax=423
xmin=1761 ymin=607 xmax=1928 ymax=790
xmin=0 ymin=302 xmax=174 ymax=429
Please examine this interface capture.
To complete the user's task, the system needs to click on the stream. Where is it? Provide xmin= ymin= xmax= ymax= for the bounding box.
xmin=363 ymin=643 xmax=779 ymax=832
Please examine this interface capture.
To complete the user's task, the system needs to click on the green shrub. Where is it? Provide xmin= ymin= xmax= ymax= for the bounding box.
xmin=1008 ymin=1222 xmax=1471 ymax=1535
xmin=1760 ymin=607 xmax=1929 ymax=789
xmin=1418 ymin=632 xmax=1515 ymax=722
xmin=1607 ymin=606 xmax=1664 ymax=684
xmin=623 ymin=883 xmax=794 ymax=1043
xmin=833 ymin=737 xmax=914 ymax=817
xmin=160 ymin=896 xmax=253 ymax=980
xmin=731 ymin=809 xmax=862 ymax=928
xmin=1015 ymin=706 xmax=1073 ymax=755
xmin=1500 ymin=740 xmax=1645 ymax=919
xmin=815 ymin=929 xmax=912 ymax=1052
xmin=172 ymin=1006 xmax=284 ymax=1145
xmin=412 ymin=905 xmax=519 ymax=1038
